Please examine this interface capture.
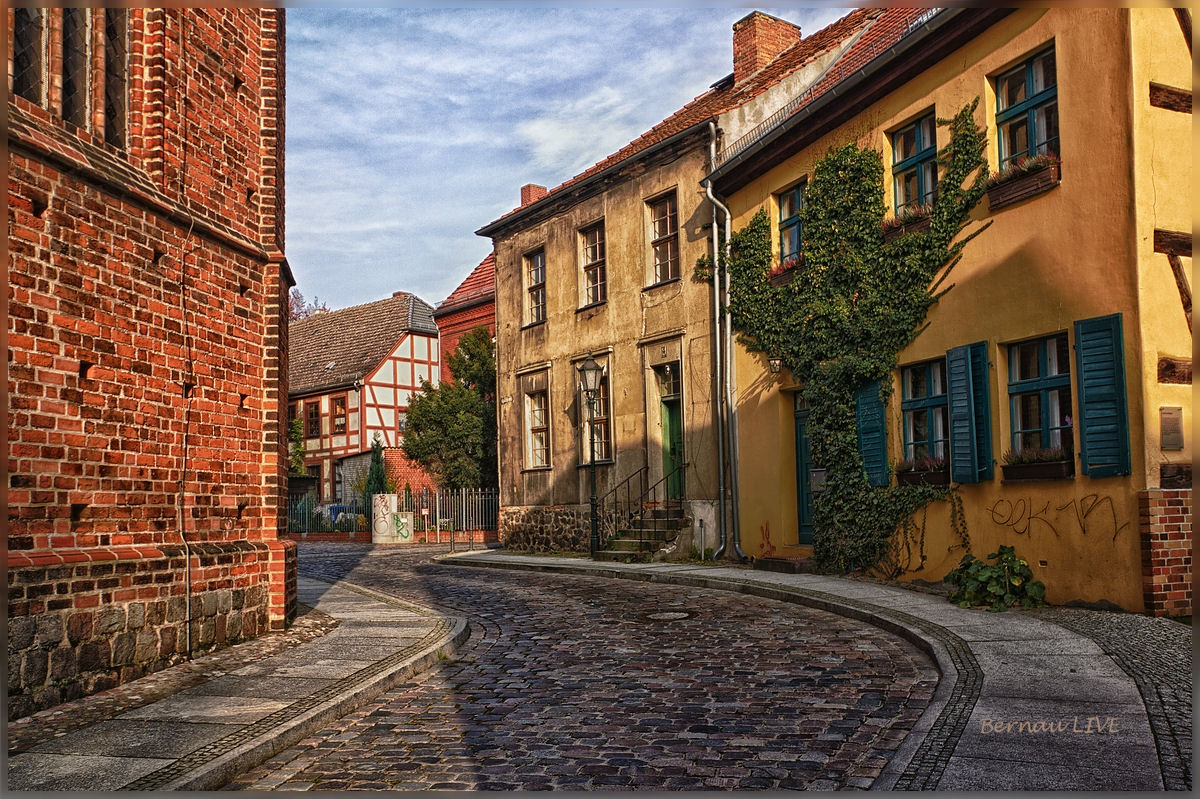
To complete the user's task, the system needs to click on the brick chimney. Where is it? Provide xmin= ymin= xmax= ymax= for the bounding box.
xmin=520 ymin=184 xmax=548 ymax=207
xmin=733 ymin=12 xmax=801 ymax=85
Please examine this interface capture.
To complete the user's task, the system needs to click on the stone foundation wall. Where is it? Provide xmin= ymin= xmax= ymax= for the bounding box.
xmin=7 ymin=541 xmax=288 ymax=721
xmin=499 ymin=505 xmax=591 ymax=553
xmin=1139 ymin=488 xmax=1192 ymax=617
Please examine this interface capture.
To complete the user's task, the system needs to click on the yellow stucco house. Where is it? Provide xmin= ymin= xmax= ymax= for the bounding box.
xmin=705 ymin=7 xmax=1191 ymax=614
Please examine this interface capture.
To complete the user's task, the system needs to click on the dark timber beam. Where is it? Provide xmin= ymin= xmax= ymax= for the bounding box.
xmin=1150 ymin=82 xmax=1192 ymax=113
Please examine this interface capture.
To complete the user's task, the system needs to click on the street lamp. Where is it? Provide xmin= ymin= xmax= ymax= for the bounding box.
xmin=578 ymin=353 xmax=603 ymax=557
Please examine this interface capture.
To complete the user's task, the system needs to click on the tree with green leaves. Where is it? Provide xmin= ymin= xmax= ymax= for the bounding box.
xmin=288 ymin=417 xmax=307 ymax=475
xmin=402 ymin=326 xmax=498 ymax=489
xmin=362 ymin=435 xmax=389 ymax=522
xmin=726 ymin=101 xmax=990 ymax=573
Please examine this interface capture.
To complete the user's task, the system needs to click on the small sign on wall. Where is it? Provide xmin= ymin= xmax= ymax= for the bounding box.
xmin=1160 ymin=406 xmax=1184 ymax=450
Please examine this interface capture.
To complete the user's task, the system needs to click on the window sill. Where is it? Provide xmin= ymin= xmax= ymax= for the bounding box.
xmin=576 ymin=460 xmax=615 ymax=469
xmin=643 ymin=277 xmax=681 ymax=292
xmin=576 ymin=301 xmax=607 ymax=314
xmin=521 ymin=320 xmax=546 ymax=331
xmin=521 ymin=466 xmax=553 ymax=474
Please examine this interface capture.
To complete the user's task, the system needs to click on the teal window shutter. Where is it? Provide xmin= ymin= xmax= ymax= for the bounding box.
xmin=1074 ymin=314 xmax=1130 ymax=477
xmin=946 ymin=345 xmax=978 ymax=482
xmin=855 ymin=380 xmax=888 ymax=487
xmin=947 ymin=342 xmax=993 ymax=482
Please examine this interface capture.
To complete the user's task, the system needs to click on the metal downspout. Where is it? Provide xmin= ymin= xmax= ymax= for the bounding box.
xmin=705 ymin=122 xmax=728 ymax=561
xmin=703 ymin=146 xmax=745 ymax=562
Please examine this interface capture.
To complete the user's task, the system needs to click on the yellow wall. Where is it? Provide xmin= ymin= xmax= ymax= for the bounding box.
xmin=725 ymin=8 xmax=1191 ymax=610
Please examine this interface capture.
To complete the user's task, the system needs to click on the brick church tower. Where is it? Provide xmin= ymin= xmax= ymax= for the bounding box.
xmin=7 ymin=8 xmax=297 ymax=718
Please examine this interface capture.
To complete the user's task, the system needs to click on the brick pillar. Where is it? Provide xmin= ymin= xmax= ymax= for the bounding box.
xmin=1138 ymin=488 xmax=1193 ymax=616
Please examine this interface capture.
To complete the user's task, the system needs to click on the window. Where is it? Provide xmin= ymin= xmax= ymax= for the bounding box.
xmin=287 ymin=402 xmax=297 ymax=424
xmin=526 ymin=391 xmax=550 ymax=468
xmin=893 ymin=112 xmax=938 ymax=211
xmin=649 ymin=193 xmax=679 ymax=283
xmin=12 ymin=9 xmax=46 ymax=105
xmin=526 ymin=249 xmax=546 ymax=325
xmin=306 ymin=401 xmax=321 ymax=438
xmin=1007 ymin=333 xmax=1073 ymax=459
xmin=778 ymin=183 xmax=805 ymax=266
xmin=581 ymin=373 xmax=612 ymax=463
xmin=306 ymin=464 xmax=321 ymax=502
xmin=331 ymin=396 xmax=347 ymax=434
xmin=333 ymin=461 xmax=343 ymax=503
xmin=581 ymin=223 xmax=606 ymax=306
xmin=10 ymin=9 xmax=128 ymax=148
xmin=397 ymin=411 xmax=408 ymax=435
xmin=996 ymin=48 xmax=1058 ymax=169
xmin=901 ymin=360 xmax=947 ymax=461
xmin=103 ymin=10 xmax=128 ymax=149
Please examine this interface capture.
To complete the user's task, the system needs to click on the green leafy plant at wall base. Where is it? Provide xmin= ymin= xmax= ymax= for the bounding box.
xmin=725 ymin=101 xmax=991 ymax=573
xmin=945 ymin=545 xmax=1047 ymax=610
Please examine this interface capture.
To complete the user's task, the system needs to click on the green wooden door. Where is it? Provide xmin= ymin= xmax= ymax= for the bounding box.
xmin=794 ymin=397 xmax=813 ymax=545
xmin=661 ymin=397 xmax=684 ymax=500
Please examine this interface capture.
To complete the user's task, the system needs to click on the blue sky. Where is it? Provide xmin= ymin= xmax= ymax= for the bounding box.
xmin=285 ymin=4 xmax=853 ymax=311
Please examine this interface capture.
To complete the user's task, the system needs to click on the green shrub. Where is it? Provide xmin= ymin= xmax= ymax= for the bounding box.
xmin=944 ymin=544 xmax=1047 ymax=611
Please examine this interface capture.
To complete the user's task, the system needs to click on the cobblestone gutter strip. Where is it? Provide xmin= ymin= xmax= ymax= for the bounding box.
xmin=123 ymin=578 xmax=469 ymax=791
xmin=1036 ymin=607 xmax=1193 ymax=791
xmin=6 ymin=603 xmax=339 ymax=755
xmin=438 ymin=556 xmax=981 ymax=791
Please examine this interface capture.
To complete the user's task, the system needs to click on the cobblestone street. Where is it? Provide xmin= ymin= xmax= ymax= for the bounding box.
xmin=225 ymin=547 xmax=938 ymax=790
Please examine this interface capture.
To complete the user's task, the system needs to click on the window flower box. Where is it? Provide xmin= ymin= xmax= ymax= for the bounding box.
xmin=1001 ymin=459 xmax=1074 ymax=481
xmin=896 ymin=468 xmax=950 ymax=487
xmin=987 ymin=156 xmax=1061 ymax=211
xmin=768 ymin=255 xmax=801 ymax=286
xmin=1000 ymin=448 xmax=1074 ymax=481
xmin=882 ymin=204 xmax=933 ymax=242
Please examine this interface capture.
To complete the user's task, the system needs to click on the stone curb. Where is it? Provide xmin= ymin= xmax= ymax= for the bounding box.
xmin=154 ymin=576 xmax=469 ymax=791
xmin=434 ymin=553 xmax=960 ymax=789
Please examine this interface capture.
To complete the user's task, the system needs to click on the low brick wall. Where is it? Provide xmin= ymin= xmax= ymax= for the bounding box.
xmin=1139 ymin=488 xmax=1193 ymax=617
xmin=499 ymin=505 xmax=590 ymax=553
xmin=7 ymin=541 xmax=294 ymax=721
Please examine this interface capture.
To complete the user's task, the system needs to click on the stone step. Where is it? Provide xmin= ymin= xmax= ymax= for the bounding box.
xmin=617 ymin=527 xmax=679 ymax=542
xmin=593 ymin=549 xmax=651 ymax=563
xmin=753 ymin=555 xmax=815 ymax=574
xmin=610 ymin=538 xmax=659 ymax=552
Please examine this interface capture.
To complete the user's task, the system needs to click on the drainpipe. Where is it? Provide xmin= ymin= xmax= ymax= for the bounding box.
xmin=705 ymin=122 xmax=728 ymax=561
xmin=704 ymin=124 xmax=746 ymax=562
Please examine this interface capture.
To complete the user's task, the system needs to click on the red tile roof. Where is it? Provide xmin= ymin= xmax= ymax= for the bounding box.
xmin=479 ymin=7 xmax=881 ymax=234
xmin=435 ymin=252 xmax=495 ymax=316
xmin=289 ymin=292 xmax=437 ymax=395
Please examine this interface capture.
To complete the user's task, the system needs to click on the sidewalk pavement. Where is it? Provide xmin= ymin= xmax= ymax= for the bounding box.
xmin=437 ymin=550 xmax=1190 ymax=792
xmin=5 ymin=576 xmax=468 ymax=792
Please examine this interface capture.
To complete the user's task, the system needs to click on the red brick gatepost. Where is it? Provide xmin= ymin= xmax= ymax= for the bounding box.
xmin=1138 ymin=489 xmax=1193 ymax=616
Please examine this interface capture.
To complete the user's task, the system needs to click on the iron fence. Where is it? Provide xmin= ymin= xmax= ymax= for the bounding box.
xmin=287 ymin=488 xmax=499 ymax=545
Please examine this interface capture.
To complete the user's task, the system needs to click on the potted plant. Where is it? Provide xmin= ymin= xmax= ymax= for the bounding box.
xmin=986 ymin=152 xmax=1061 ymax=211
xmin=882 ymin=202 xmax=934 ymax=242
xmin=768 ymin=254 xmax=802 ymax=286
xmin=895 ymin=455 xmax=950 ymax=486
xmin=1000 ymin=445 xmax=1074 ymax=481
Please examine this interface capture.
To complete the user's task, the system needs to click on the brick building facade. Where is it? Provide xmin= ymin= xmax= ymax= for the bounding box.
xmin=7 ymin=8 xmax=297 ymax=719
xmin=433 ymin=251 xmax=496 ymax=384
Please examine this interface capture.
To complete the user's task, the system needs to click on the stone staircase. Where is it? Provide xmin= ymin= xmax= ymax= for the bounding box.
xmin=595 ymin=504 xmax=687 ymax=563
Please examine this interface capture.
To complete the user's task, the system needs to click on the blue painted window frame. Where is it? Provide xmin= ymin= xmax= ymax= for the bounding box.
xmin=777 ymin=183 xmax=805 ymax=265
xmin=900 ymin=360 xmax=947 ymax=461
xmin=995 ymin=47 xmax=1058 ymax=169
xmin=892 ymin=112 xmax=938 ymax=211
xmin=1007 ymin=333 xmax=1073 ymax=458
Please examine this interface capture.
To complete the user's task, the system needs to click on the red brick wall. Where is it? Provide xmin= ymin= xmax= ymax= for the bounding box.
xmin=732 ymin=12 xmax=801 ymax=84
xmin=7 ymin=8 xmax=295 ymax=719
xmin=1139 ymin=489 xmax=1193 ymax=617
xmin=436 ymin=303 xmax=494 ymax=383
xmin=385 ymin=447 xmax=438 ymax=495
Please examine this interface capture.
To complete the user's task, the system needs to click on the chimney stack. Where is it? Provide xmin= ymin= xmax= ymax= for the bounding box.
xmin=733 ymin=12 xmax=801 ymax=85
xmin=521 ymin=184 xmax=548 ymax=207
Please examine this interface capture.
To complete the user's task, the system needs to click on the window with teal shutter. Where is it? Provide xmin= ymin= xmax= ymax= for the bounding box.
xmin=855 ymin=380 xmax=888 ymax=487
xmin=946 ymin=342 xmax=993 ymax=482
xmin=1073 ymin=314 xmax=1130 ymax=477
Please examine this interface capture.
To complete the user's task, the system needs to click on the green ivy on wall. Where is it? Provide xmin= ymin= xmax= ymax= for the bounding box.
xmin=726 ymin=101 xmax=991 ymax=573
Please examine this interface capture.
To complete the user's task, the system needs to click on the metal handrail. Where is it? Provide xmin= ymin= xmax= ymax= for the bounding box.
xmin=596 ymin=463 xmax=689 ymax=553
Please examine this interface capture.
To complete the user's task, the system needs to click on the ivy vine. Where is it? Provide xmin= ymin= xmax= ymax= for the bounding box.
xmin=725 ymin=101 xmax=991 ymax=573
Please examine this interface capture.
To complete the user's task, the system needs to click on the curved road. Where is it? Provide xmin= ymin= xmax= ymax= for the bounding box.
xmin=227 ymin=547 xmax=938 ymax=790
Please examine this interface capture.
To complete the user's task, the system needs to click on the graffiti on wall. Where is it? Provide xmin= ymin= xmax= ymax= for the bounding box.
xmin=759 ymin=521 xmax=778 ymax=559
xmin=988 ymin=494 xmax=1130 ymax=541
